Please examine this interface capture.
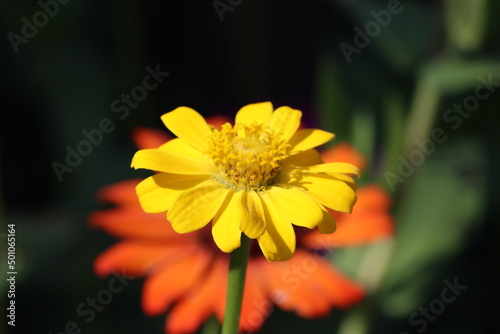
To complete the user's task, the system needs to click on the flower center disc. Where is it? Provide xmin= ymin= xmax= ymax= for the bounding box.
xmin=206 ymin=123 xmax=290 ymax=191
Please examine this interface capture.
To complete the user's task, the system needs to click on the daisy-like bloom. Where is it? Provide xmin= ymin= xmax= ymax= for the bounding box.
xmin=90 ymin=126 xmax=394 ymax=333
xmin=131 ymin=102 xmax=360 ymax=261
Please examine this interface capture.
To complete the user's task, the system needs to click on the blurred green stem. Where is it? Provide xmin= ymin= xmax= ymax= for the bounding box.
xmin=404 ymin=78 xmax=440 ymax=153
xmin=379 ymin=93 xmax=405 ymax=189
xmin=221 ymin=235 xmax=251 ymax=334
xmin=351 ymin=106 xmax=375 ymax=177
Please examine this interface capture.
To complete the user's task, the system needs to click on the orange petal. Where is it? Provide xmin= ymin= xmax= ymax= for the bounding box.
xmin=93 ymin=241 xmax=184 ymax=277
xmin=239 ymin=260 xmax=273 ymax=333
xmin=261 ymin=250 xmax=364 ymax=317
xmin=303 ymin=212 xmax=393 ymax=248
xmin=302 ymin=185 xmax=393 ymax=248
xmin=321 ymin=142 xmax=366 ymax=171
xmin=141 ymin=245 xmax=211 ymax=316
xmin=166 ymin=257 xmax=228 ymax=334
xmin=95 ymin=179 xmax=143 ymax=206
xmin=300 ymin=254 xmax=364 ymax=309
xmin=132 ymin=126 xmax=170 ymax=150
xmin=89 ymin=208 xmax=182 ymax=240
xmin=207 ymin=115 xmax=232 ymax=129
xmin=349 ymin=184 xmax=391 ymax=212
xmin=260 ymin=250 xmax=331 ymax=317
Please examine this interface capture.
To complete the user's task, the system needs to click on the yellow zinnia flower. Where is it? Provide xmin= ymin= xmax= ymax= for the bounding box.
xmin=131 ymin=102 xmax=359 ymax=261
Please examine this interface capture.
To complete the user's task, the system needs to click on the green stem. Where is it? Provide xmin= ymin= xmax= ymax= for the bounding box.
xmin=221 ymin=235 xmax=251 ymax=334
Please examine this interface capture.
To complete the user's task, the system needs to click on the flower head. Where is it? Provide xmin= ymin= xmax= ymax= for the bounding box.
xmin=131 ymin=102 xmax=359 ymax=261
xmin=90 ymin=127 xmax=393 ymax=333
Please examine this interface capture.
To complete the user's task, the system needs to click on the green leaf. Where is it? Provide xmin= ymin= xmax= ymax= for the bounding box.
xmin=404 ymin=59 xmax=500 ymax=151
xmin=377 ymin=139 xmax=487 ymax=316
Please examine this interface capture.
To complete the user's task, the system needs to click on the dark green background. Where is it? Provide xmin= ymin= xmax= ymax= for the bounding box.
xmin=2 ymin=0 xmax=499 ymax=333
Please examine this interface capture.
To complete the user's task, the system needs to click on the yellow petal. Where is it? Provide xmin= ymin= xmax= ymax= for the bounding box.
xmin=131 ymin=148 xmax=210 ymax=174
xmin=159 ymin=138 xmax=204 ymax=156
xmin=285 ymin=162 xmax=360 ymax=177
xmin=281 ymin=149 xmax=323 ymax=167
xmin=235 ymin=102 xmax=273 ymax=125
xmin=288 ymin=129 xmax=334 ymax=154
xmin=237 ymin=191 xmax=266 ymax=238
xmin=276 ymin=173 xmax=357 ymax=213
xmin=257 ymin=195 xmax=296 ymax=262
xmin=264 ymin=187 xmax=323 ymax=229
xmin=136 ymin=174 xmax=210 ymax=213
xmin=267 ymin=106 xmax=302 ymax=140
xmin=317 ymin=206 xmax=337 ymax=234
xmin=211 ymin=190 xmax=242 ymax=253
xmin=161 ymin=107 xmax=212 ymax=152
xmin=167 ymin=180 xmax=230 ymax=233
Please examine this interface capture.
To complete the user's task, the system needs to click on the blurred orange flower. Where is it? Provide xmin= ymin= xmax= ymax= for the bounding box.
xmin=89 ymin=122 xmax=393 ymax=333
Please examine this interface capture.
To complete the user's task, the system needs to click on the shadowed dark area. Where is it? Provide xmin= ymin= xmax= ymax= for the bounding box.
xmin=1 ymin=0 xmax=499 ymax=333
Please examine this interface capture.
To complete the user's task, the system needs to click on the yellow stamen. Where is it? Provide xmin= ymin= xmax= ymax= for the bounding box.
xmin=206 ymin=123 xmax=290 ymax=191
